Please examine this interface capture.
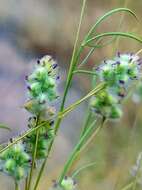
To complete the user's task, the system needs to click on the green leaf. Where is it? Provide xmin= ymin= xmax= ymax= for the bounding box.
xmin=83 ymin=32 xmax=142 ymax=47
xmin=72 ymin=162 xmax=96 ymax=178
xmin=86 ymin=8 xmax=138 ymax=40
xmin=79 ymin=36 xmax=118 ymax=66
xmin=0 ymin=123 xmax=11 ymax=131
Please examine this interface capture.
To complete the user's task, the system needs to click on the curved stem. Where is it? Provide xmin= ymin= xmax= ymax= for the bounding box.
xmin=84 ymin=8 xmax=138 ymax=41
xmin=83 ymin=32 xmax=142 ymax=47
xmin=72 ymin=161 xmax=96 ymax=178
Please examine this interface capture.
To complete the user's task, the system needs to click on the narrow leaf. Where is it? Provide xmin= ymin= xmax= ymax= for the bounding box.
xmin=83 ymin=32 xmax=142 ymax=47
xmin=0 ymin=123 xmax=11 ymax=131
xmin=86 ymin=8 xmax=138 ymax=40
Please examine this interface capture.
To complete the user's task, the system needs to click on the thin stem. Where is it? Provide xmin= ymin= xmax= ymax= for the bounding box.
xmin=24 ymin=177 xmax=28 ymax=190
xmin=84 ymin=8 xmax=138 ymax=42
xmin=80 ymin=109 xmax=92 ymax=137
xmin=33 ymin=82 xmax=105 ymax=189
xmin=0 ymin=121 xmax=48 ymax=154
xmin=33 ymin=84 xmax=105 ymax=190
xmin=15 ymin=181 xmax=19 ymax=190
xmin=83 ymin=32 xmax=142 ymax=47
xmin=113 ymin=0 xmax=130 ymax=53
xmin=120 ymin=181 xmax=134 ymax=190
xmin=33 ymin=1 xmax=88 ymax=188
xmin=70 ymin=117 xmax=106 ymax=171
xmin=79 ymin=47 xmax=96 ymax=66
xmin=33 ymin=158 xmax=47 ymax=190
xmin=58 ymin=120 xmax=96 ymax=184
xmin=54 ymin=0 xmax=87 ymax=133
xmin=59 ymin=83 xmax=106 ymax=118
xmin=27 ymin=116 xmax=40 ymax=190
xmin=132 ymin=179 xmax=137 ymax=190
xmin=135 ymin=48 xmax=142 ymax=56
xmin=72 ymin=161 xmax=96 ymax=178
xmin=73 ymin=69 xmax=96 ymax=75
xmin=78 ymin=117 xmax=106 ymax=154
xmin=78 ymin=37 xmax=116 ymax=67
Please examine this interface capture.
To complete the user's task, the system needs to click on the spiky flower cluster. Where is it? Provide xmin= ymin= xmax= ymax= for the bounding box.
xmin=0 ymin=144 xmax=30 ymax=181
xmin=50 ymin=177 xmax=77 ymax=190
xmin=24 ymin=117 xmax=54 ymax=160
xmin=0 ymin=55 xmax=59 ymax=182
xmin=25 ymin=55 xmax=59 ymax=115
xmin=90 ymin=53 xmax=141 ymax=119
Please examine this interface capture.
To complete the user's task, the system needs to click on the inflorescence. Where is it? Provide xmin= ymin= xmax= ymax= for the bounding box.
xmin=0 ymin=53 xmax=141 ymax=185
xmin=25 ymin=55 xmax=59 ymax=115
xmin=90 ymin=53 xmax=142 ymax=119
xmin=50 ymin=177 xmax=77 ymax=190
xmin=0 ymin=143 xmax=30 ymax=180
xmin=0 ymin=55 xmax=59 ymax=181
xmin=24 ymin=117 xmax=54 ymax=160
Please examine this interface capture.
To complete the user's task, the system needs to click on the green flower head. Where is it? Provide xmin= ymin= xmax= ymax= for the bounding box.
xmin=0 ymin=143 xmax=31 ymax=181
xmin=25 ymin=55 xmax=60 ymax=115
xmin=91 ymin=52 xmax=141 ymax=119
xmin=49 ymin=177 xmax=77 ymax=190
xmin=24 ymin=120 xmax=54 ymax=160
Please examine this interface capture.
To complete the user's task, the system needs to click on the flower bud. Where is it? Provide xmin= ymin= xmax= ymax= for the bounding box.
xmin=91 ymin=52 xmax=141 ymax=119
xmin=49 ymin=177 xmax=77 ymax=190
xmin=0 ymin=144 xmax=30 ymax=180
xmin=61 ymin=177 xmax=76 ymax=190
xmin=5 ymin=159 xmax=16 ymax=172
xmin=25 ymin=55 xmax=59 ymax=115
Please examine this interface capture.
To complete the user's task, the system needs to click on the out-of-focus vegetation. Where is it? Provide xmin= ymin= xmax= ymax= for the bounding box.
xmin=0 ymin=0 xmax=142 ymax=190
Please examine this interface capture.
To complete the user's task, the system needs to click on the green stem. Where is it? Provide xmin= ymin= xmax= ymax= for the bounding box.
xmin=15 ymin=181 xmax=19 ymax=190
xmin=58 ymin=120 xmax=96 ymax=184
xmin=54 ymin=0 xmax=87 ymax=133
xmin=59 ymin=83 xmax=106 ymax=118
xmin=58 ymin=117 xmax=106 ymax=185
xmin=84 ymin=8 xmax=138 ymax=42
xmin=83 ymin=32 xmax=142 ymax=47
xmin=24 ymin=177 xmax=28 ymax=190
xmin=73 ymin=69 xmax=96 ymax=75
xmin=33 ymin=83 xmax=105 ymax=190
xmin=0 ymin=121 xmax=48 ymax=154
xmin=80 ymin=109 xmax=92 ymax=137
xmin=33 ymin=1 xmax=87 ymax=189
xmin=113 ymin=0 xmax=131 ymax=53
xmin=34 ymin=121 xmax=95 ymax=190
xmin=72 ymin=161 xmax=96 ymax=178
xmin=27 ymin=116 xmax=40 ymax=190
xmin=120 ymin=181 xmax=134 ymax=190
xmin=79 ymin=47 xmax=96 ymax=66
xmin=78 ymin=117 xmax=106 ymax=154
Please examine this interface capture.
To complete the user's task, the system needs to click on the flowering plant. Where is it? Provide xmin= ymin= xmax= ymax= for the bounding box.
xmin=0 ymin=2 xmax=142 ymax=190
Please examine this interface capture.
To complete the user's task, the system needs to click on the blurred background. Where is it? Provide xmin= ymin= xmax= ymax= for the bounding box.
xmin=0 ymin=0 xmax=142 ymax=189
